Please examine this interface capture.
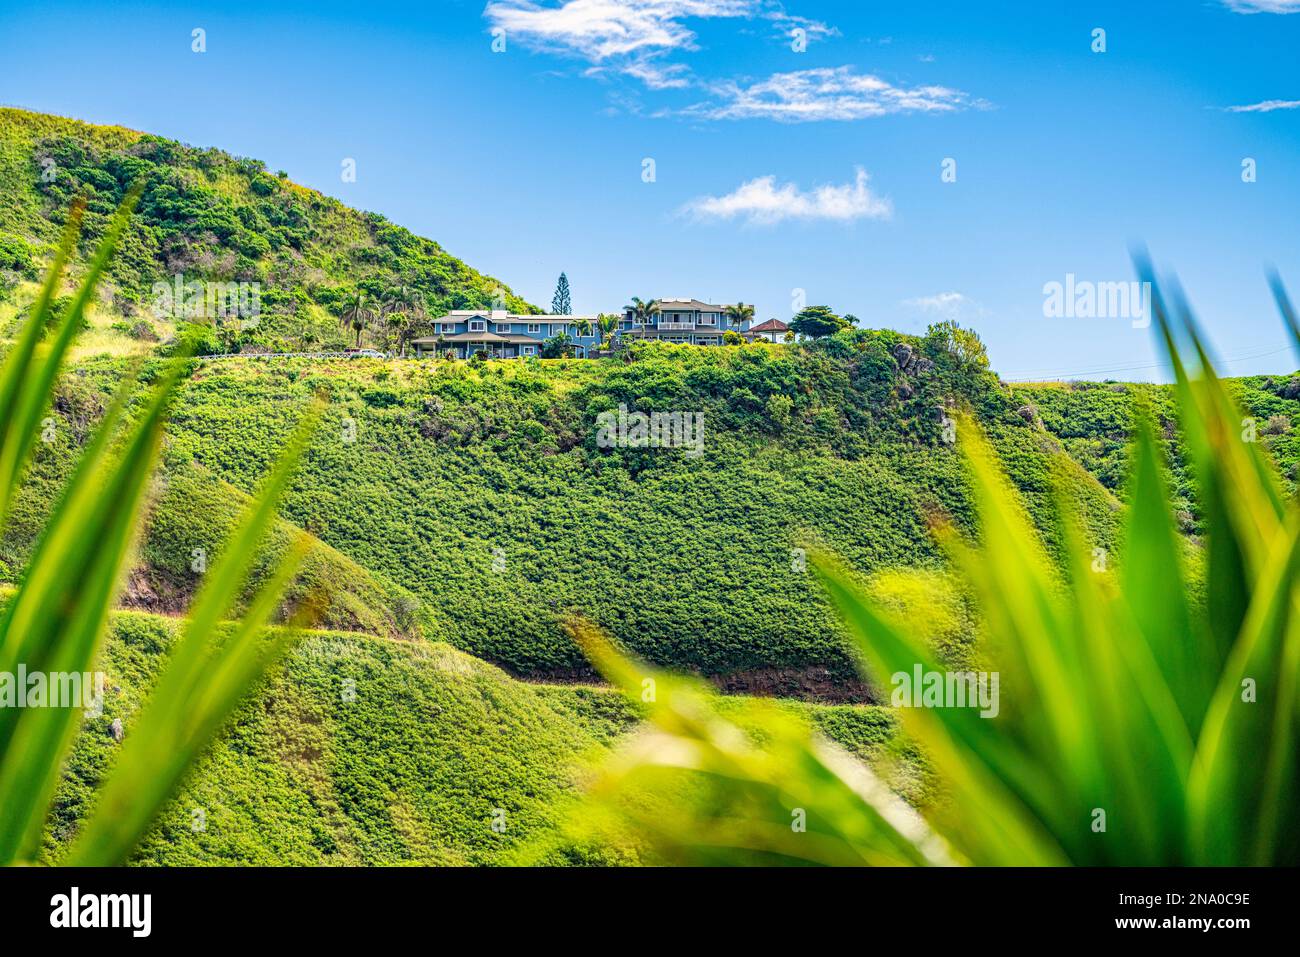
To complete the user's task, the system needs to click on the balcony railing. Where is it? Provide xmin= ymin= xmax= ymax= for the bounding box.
xmin=658 ymin=321 xmax=696 ymax=330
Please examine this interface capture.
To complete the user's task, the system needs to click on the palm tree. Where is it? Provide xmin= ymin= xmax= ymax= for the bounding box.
xmin=339 ymin=291 xmax=374 ymax=348
xmin=380 ymin=285 xmax=427 ymax=356
xmin=597 ymin=312 xmax=619 ymax=350
xmin=575 ymin=316 xmax=593 ymax=338
xmin=725 ymin=301 xmax=755 ymax=333
xmin=625 ymin=297 xmax=658 ymax=326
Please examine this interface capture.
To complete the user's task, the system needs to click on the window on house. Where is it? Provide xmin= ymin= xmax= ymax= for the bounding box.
xmin=528 ymin=323 xmax=542 ymax=334
xmin=497 ymin=323 xmax=512 ymax=333
xmin=469 ymin=320 xmax=485 ymax=332
xmin=523 ymin=345 xmax=536 ymax=355
xmin=701 ymin=314 xmax=716 ymax=325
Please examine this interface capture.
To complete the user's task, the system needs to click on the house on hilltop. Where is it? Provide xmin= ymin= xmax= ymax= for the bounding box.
xmin=414 ymin=297 xmax=771 ymax=358
xmin=620 ymin=298 xmax=745 ymax=346
xmin=744 ymin=318 xmax=790 ymax=343
xmin=410 ymin=310 xmax=602 ymax=359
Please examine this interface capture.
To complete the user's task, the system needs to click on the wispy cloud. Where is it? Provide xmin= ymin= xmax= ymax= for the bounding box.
xmin=593 ymin=59 xmax=692 ymax=89
xmin=1222 ymin=1 xmax=1300 ymax=13
xmin=485 ymin=0 xmax=750 ymax=60
xmin=680 ymin=167 xmax=891 ymax=225
xmin=484 ymin=0 xmax=834 ymax=88
xmin=691 ymin=66 xmax=985 ymax=121
xmin=1222 ymin=98 xmax=1300 ymax=112
xmin=902 ymin=291 xmax=983 ymax=321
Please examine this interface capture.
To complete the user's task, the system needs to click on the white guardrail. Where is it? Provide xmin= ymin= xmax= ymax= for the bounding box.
xmin=195 ymin=351 xmax=389 ymax=361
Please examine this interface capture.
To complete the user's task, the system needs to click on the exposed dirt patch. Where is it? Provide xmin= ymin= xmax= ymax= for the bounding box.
xmin=712 ymin=666 xmax=879 ymax=705
xmin=120 ymin=567 xmax=191 ymax=615
xmin=517 ymin=663 xmax=879 ymax=705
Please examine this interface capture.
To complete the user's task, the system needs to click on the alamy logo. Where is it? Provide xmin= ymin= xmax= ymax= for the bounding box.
xmin=50 ymin=887 xmax=151 ymax=937
xmin=151 ymin=272 xmax=261 ymax=324
xmin=891 ymin=665 xmax=1000 ymax=718
xmin=0 ymin=667 xmax=103 ymax=714
xmin=595 ymin=404 xmax=705 ymax=458
xmin=1042 ymin=274 xmax=1151 ymax=328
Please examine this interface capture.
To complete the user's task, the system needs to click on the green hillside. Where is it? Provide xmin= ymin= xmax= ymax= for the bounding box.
xmin=0 ymin=107 xmax=536 ymax=355
xmin=1 ymin=394 xmax=427 ymax=640
xmin=4 ymin=332 xmax=1120 ymax=696
xmin=1010 ymin=375 xmax=1300 ymax=533
xmin=8 ymin=106 xmax=1297 ymax=868
xmin=37 ymin=608 xmax=908 ymax=865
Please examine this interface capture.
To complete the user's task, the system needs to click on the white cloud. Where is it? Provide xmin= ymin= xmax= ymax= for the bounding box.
xmin=611 ymin=59 xmax=693 ymax=89
xmin=1222 ymin=1 xmax=1300 ymax=12
xmin=484 ymin=0 xmax=749 ymax=60
xmin=902 ymin=292 xmax=983 ymax=321
xmin=693 ymin=66 xmax=984 ymax=121
xmin=484 ymin=1 xmax=835 ymax=89
xmin=1223 ymin=98 xmax=1300 ymax=112
xmin=483 ymin=1 xmax=830 ymax=67
xmin=680 ymin=167 xmax=891 ymax=225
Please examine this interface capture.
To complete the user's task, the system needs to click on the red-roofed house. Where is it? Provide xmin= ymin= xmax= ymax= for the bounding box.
xmin=744 ymin=318 xmax=791 ymax=343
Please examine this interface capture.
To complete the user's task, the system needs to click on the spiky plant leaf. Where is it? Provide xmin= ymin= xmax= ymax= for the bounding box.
xmin=573 ymin=263 xmax=1300 ymax=867
xmin=0 ymin=193 xmax=320 ymax=867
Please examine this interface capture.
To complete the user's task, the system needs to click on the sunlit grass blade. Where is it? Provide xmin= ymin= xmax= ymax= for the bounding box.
xmin=1119 ymin=405 xmax=1211 ymax=728
xmin=0 ymin=356 xmax=186 ymax=863
xmin=64 ymin=402 xmax=323 ymax=865
xmin=1267 ymin=268 xmax=1300 ymax=363
xmin=0 ymin=189 xmax=323 ymax=868
xmin=810 ymin=551 xmax=1067 ymax=866
xmin=1188 ymin=507 xmax=1300 ymax=864
xmin=1137 ymin=255 xmax=1255 ymax=661
xmin=0 ymin=201 xmax=81 ymax=527
xmin=945 ymin=421 xmax=1111 ymax=820
xmin=571 ymin=619 xmax=956 ymax=867
xmin=0 ymin=187 xmax=141 ymax=526
xmin=1051 ymin=466 xmax=1192 ymax=863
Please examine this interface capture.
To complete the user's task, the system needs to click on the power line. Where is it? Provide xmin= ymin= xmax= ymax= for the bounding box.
xmin=1002 ymin=344 xmax=1295 ymax=383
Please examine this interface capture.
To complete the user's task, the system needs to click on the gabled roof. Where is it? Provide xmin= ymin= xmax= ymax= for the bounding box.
xmin=644 ymin=299 xmax=727 ymax=312
xmin=411 ymin=331 xmax=512 ymax=344
xmin=435 ymin=311 xmax=600 ymax=322
xmin=411 ymin=331 xmax=572 ymax=346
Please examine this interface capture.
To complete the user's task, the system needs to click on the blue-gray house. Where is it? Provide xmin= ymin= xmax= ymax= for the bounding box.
xmin=620 ymin=298 xmax=744 ymax=345
xmin=412 ymin=298 xmax=758 ymax=359
xmin=410 ymin=310 xmax=603 ymax=359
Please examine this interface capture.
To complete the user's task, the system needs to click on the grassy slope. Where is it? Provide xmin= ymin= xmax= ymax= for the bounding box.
xmin=0 ymin=107 xmax=537 ymax=354
xmin=39 ymin=609 xmax=907 ymax=865
xmin=1 ymin=384 xmax=426 ymax=639
xmin=5 ymin=337 xmax=1119 ymax=694
xmin=1011 ymin=375 xmax=1300 ymax=531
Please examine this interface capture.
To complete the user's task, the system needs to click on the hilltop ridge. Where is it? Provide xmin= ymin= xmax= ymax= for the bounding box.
xmin=0 ymin=107 xmax=537 ymax=354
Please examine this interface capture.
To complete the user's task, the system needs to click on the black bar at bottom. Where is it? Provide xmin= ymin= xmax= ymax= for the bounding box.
xmin=0 ymin=866 xmax=1284 ymax=943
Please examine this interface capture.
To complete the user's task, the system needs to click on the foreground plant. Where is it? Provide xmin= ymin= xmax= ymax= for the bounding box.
xmin=0 ymin=194 xmax=319 ymax=866
xmin=574 ymin=263 xmax=1300 ymax=866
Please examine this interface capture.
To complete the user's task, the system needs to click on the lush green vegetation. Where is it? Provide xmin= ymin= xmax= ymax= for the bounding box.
xmin=43 ymin=611 xmax=617 ymax=864
xmin=30 ymin=607 xmax=907 ymax=865
xmin=0 ymin=191 xmax=318 ymax=866
xmin=1012 ymin=376 xmax=1299 ymax=531
xmin=5 ymin=107 xmax=1298 ymax=868
xmin=564 ymin=270 xmax=1300 ymax=866
xmin=3 ymin=327 xmax=1120 ymax=695
xmin=0 ymin=108 xmax=535 ymax=355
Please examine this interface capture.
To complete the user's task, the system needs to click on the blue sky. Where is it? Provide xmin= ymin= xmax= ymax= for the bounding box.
xmin=2 ymin=0 xmax=1298 ymax=379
